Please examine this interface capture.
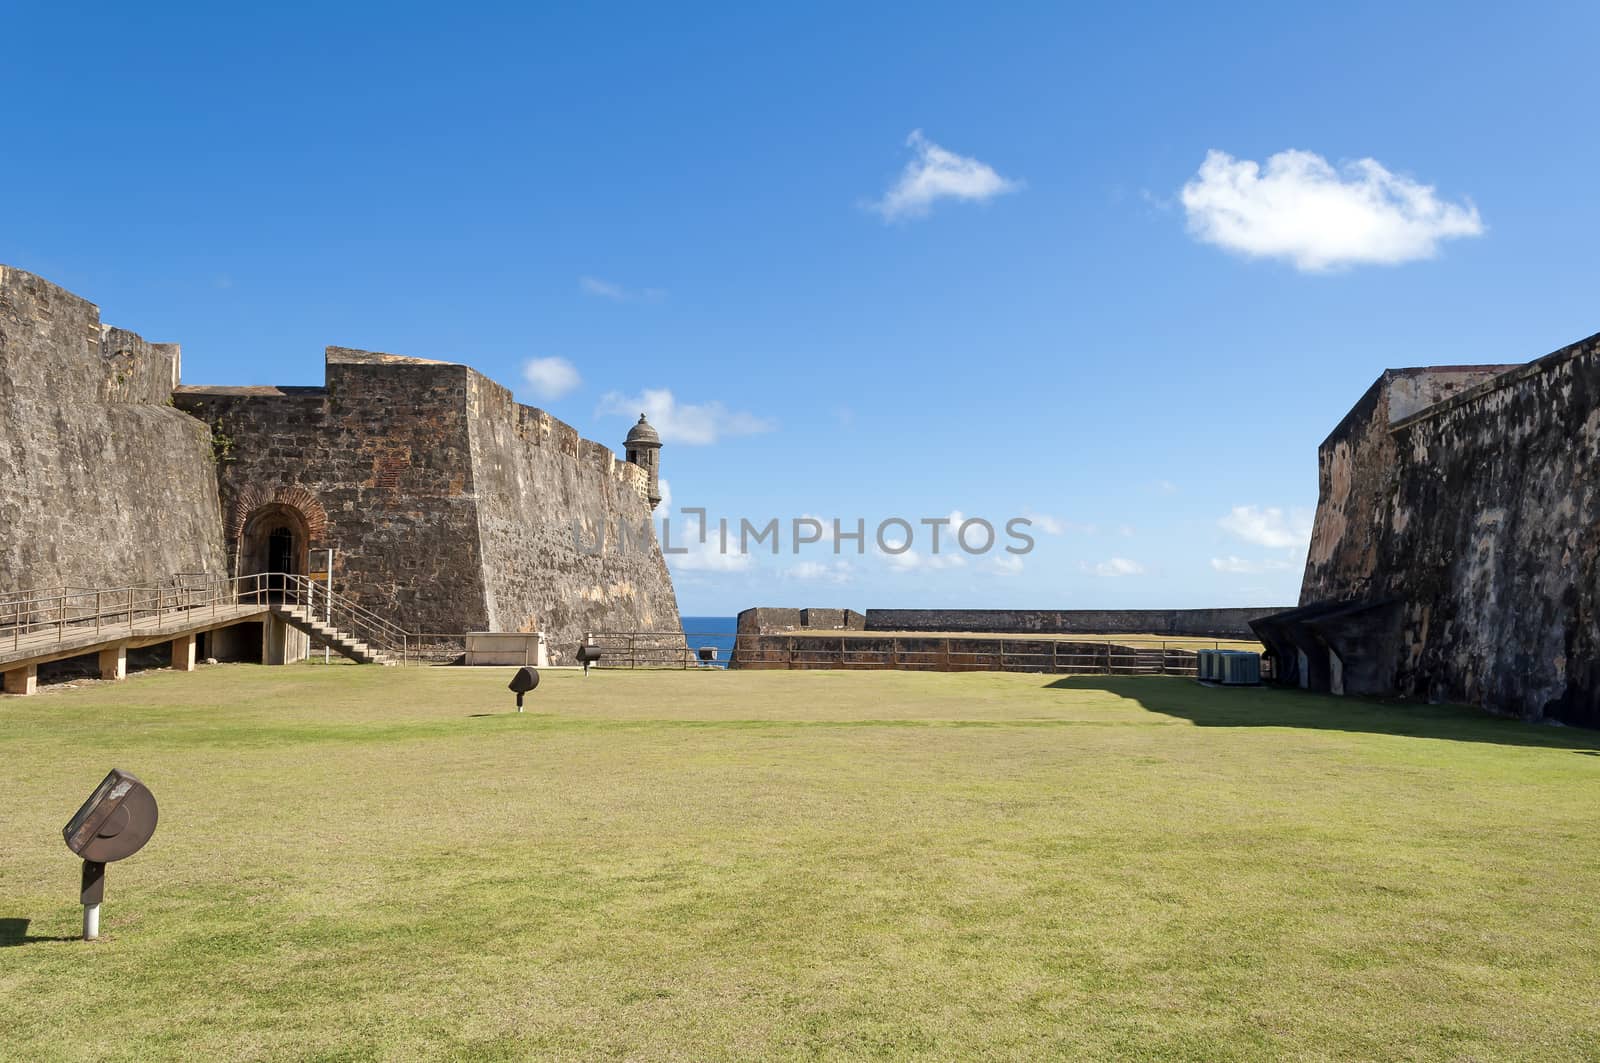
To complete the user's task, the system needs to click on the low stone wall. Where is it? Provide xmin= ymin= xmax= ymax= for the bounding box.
xmin=862 ymin=608 xmax=1281 ymax=639
xmin=735 ymin=607 xmax=866 ymax=634
xmin=730 ymin=633 xmax=1199 ymax=675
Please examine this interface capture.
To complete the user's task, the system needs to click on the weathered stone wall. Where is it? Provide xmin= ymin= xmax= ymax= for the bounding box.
xmin=0 ymin=266 xmax=226 ymax=592
xmin=1297 ymin=337 xmax=1600 ymax=724
xmin=735 ymin=607 xmax=866 ymax=634
xmin=730 ymin=633 xmax=1199 ymax=674
xmin=1302 ymin=366 xmax=1516 ymax=602
xmin=176 ymin=348 xmax=680 ymax=658
xmin=465 ymin=371 xmax=681 ymax=658
xmin=176 ymin=351 xmax=489 ymax=633
xmin=862 ymin=608 xmax=1279 ymax=639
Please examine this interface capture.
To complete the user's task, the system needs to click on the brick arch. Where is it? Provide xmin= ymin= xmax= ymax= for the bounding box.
xmin=228 ymin=484 xmax=328 ymax=541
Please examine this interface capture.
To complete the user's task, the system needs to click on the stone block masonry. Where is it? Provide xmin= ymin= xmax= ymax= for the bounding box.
xmin=176 ymin=348 xmax=681 ymax=659
xmin=863 ymin=608 xmax=1279 ymax=639
xmin=1267 ymin=333 xmax=1600 ymax=724
xmin=0 ymin=267 xmax=227 ymax=593
xmin=1 ymin=265 xmax=682 ymax=664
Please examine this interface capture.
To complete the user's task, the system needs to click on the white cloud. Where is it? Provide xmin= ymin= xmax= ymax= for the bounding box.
xmin=788 ymin=560 xmax=853 ymax=584
xmin=668 ymin=512 xmax=752 ymax=573
xmin=521 ymin=356 xmax=582 ymax=400
xmin=1180 ymin=149 xmax=1484 ymax=271
xmin=873 ymin=130 xmax=1021 ymax=221
xmin=1028 ymin=512 xmax=1067 ymax=535
xmin=1210 ymin=555 xmax=1294 ymax=574
xmin=1154 ymin=480 xmax=1179 ymax=495
xmin=579 ymin=276 xmax=664 ymax=303
xmin=597 ymin=388 xmax=775 ymax=445
xmin=986 ymin=555 xmax=1024 ymax=576
xmin=1023 ymin=511 xmax=1096 ymax=536
xmin=656 ymin=477 xmax=672 ymax=512
xmin=1218 ymin=505 xmax=1314 ymax=549
xmin=883 ymin=549 xmax=966 ymax=572
xmin=1084 ymin=557 xmax=1145 ymax=577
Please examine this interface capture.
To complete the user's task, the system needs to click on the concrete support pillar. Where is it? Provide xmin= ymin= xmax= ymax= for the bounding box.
xmin=98 ymin=645 xmax=127 ymax=681
xmin=170 ymin=633 xmax=197 ymax=672
xmin=263 ymin=616 xmax=309 ymax=665
xmin=4 ymin=664 xmax=38 ymax=696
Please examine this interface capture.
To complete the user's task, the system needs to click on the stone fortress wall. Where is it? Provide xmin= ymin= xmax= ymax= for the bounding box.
xmin=863 ymin=608 xmax=1274 ymax=639
xmin=2 ymin=267 xmax=680 ymax=660
xmin=1259 ymin=332 xmax=1600 ymax=726
xmin=734 ymin=607 xmax=867 ymax=635
xmin=735 ymin=607 xmax=1276 ymax=639
xmin=0 ymin=267 xmax=227 ymax=593
xmin=175 ymin=351 xmax=681 ymax=659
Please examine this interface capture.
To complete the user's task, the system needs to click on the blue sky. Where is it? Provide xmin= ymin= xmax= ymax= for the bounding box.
xmin=5 ymin=2 xmax=1597 ymax=616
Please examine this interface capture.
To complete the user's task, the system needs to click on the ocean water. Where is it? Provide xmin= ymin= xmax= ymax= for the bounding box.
xmin=681 ymin=616 xmax=737 ymax=666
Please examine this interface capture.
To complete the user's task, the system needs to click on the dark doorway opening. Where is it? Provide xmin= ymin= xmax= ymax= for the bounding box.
xmin=239 ymin=503 xmax=311 ymax=603
xmin=267 ymin=526 xmax=295 ymax=598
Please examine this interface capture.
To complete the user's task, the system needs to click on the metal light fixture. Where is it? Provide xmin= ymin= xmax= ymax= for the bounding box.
xmin=575 ymin=638 xmax=603 ymax=676
xmin=508 ymin=665 xmax=540 ymax=711
xmin=62 ymin=769 xmax=159 ymax=941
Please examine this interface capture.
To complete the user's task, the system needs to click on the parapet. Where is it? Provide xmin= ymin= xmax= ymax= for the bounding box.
xmin=0 ymin=265 xmax=180 ymax=407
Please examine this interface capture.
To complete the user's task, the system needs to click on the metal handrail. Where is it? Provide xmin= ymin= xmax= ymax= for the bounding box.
xmin=1 ymin=571 xmax=417 ymax=664
xmin=244 ymin=573 xmax=412 ymax=662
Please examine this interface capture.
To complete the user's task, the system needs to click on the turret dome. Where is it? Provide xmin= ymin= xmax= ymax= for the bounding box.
xmin=624 ymin=413 xmax=661 ymax=447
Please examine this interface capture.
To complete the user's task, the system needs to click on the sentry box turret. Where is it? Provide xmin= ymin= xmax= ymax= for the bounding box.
xmin=507 ymin=665 xmax=540 ymax=711
xmin=62 ymin=769 xmax=158 ymax=941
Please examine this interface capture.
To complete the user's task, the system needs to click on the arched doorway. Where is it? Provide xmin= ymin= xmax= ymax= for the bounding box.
xmin=240 ymin=503 xmax=311 ymax=601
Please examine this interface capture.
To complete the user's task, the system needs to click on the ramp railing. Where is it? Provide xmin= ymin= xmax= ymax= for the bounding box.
xmin=1 ymin=572 xmax=417 ymax=664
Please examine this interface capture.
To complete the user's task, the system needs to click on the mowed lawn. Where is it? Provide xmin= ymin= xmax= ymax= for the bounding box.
xmin=2 ymin=666 xmax=1598 ymax=1061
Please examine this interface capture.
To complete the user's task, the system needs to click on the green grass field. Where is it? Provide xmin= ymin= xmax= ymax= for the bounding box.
xmin=3 ymin=666 xmax=1597 ymax=1061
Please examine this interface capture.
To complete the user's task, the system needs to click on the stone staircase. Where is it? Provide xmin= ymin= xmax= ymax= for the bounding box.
xmin=272 ymin=604 xmax=398 ymax=666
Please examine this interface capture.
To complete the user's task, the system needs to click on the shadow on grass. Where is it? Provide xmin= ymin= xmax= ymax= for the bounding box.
xmin=1047 ymin=675 xmax=1600 ymax=751
xmin=0 ymin=918 xmax=77 ymax=946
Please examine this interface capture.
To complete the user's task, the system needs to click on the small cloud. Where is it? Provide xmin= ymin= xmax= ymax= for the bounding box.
xmin=1023 ymin=511 xmax=1095 ymax=536
xmin=1210 ymin=555 xmax=1294 ymax=574
xmin=788 ymin=560 xmax=853 ymax=584
xmin=872 ymin=130 xmax=1021 ymax=221
xmin=883 ymin=549 xmax=966 ymax=572
xmin=1180 ymin=149 xmax=1484 ymax=271
xmin=213 ymin=274 xmax=234 ymax=290
xmin=656 ymin=477 xmax=672 ymax=511
xmin=986 ymin=555 xmax=1024 ymax=576
xmin=1154 ymin=480 xmax=1179 ymax=495
xmin=1139 ymin=188 xmax=1175 ymax=212
xmin=1218 ymin=505 xmax=1314 ymax=550
xmin=1027 ymin=512 xmax=1067 ymax=536
xmin=1083 ymin=557 xmax=1145 ymax=577
xmin=597 ymin=388 xmax=774 ymax=445
xmin=521 ymin=356 xmax=582 ymax=400
xmin=1118 ymin=524 xmax=1136 ymax=538
xmin=579 ymin=276 xmax=665 ymax=303
xmin=668 ymin=512 xmax=752 ymax=573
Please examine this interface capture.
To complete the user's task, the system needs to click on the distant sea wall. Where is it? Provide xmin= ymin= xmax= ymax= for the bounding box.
xmin=735 ymin=607 xmax=866 ymax=634
xmin=734 ymin=606 xmax=1282 ymax=642
xmin=863 ymin=608 xmax=1283 ymax=639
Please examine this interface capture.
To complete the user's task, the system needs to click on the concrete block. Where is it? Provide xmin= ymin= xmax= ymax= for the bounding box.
xmin=4 ymin=664 xmax=38 ymax=696
xmin=170 ymin=633 xmax=197 ymax=671
xmin=98 ymin=644 xmax=127 ymax=681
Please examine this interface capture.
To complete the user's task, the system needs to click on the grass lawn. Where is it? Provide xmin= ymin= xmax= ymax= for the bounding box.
xmin=2 ymin=665 xmax=1597 ymax=1061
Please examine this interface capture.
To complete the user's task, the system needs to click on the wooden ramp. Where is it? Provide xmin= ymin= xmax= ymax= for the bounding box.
xmin=2 ymin=574 xmax=410 ymax=694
